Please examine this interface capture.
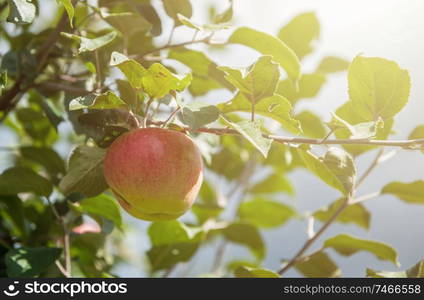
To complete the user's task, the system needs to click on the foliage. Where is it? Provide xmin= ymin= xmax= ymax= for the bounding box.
xmin=0 ymin=0 xmax=422 ymax=278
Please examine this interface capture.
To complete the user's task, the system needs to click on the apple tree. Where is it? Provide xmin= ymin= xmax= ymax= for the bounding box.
xmin=0 ymin=0 xmax=423 ymax=278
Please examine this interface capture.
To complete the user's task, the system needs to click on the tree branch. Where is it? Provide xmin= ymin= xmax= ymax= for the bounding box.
xmin=147 ymin=121 xmax=424 ymax=150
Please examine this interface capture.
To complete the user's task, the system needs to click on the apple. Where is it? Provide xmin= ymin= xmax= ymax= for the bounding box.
xmin=103 ymin=127 xmax=203 ymax=221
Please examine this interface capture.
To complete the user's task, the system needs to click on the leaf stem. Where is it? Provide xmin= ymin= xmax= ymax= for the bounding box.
xmin=161 ymin=107 xmax=181 ymax=128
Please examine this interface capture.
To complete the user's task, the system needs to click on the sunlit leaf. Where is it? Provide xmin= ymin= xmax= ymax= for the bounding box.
xmin=409 ymin=125 xmax=424 ymax=153
xmin=57 ymin=0 xmax=74 ymax=27
xmin=219 ymin=56 xmax=280 ymax=103
xmin=277 ymin=12 xmax=320 ymax=60
xmin=276 ymin=73 xmax=326 ymax=104
xmin=222 ymin=222 xmax=265 ymax=260
xmin=317 ymin=56 xmax=349 ymax=74
xmin=296 ymin=110 xmax=326 ymax=138
xmin=162 ymin=0 xmax=192 ymax=25
xmin=218 ymin=93 xmax=301 ymax=134
xmin=75 ymin=194 xmax=122 ymax=230
xmin=178 ymin=102 xmax=220 ymax=130
xmin=322 ymin=147 xmax=356 ymax=195
xmin=294 ymin=251 xmax=341 ymax=278
xmin=297 ymin=146 xmax=349 ymax=195
xmin=234 ymin=266 xmax=279 ymax=278
xmin=250 ymin=173 xmax=294 ymax=195
xmin=221 ymin=117 xmax=272 ymax=158
xmin=69 ymin=92 xmax=127 ymax=111
xmin=110 ymin=52 xmax=146 ymax=89
xmin=314 ymin=198 xmax=370 ymax=229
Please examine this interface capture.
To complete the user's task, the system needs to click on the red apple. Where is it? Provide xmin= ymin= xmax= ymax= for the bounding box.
xmin=103 ymin=127 xmax=203 ymax=221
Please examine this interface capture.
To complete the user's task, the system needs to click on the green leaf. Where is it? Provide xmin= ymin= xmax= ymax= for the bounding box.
xmin=222 ymin=222 xmax=265 ymax=260
xmin=61 ymin=31 xmax=117 ymax=54
xmin=0 ymin=70 xmax=7 ymax=95
xmin=294 ymin=252 xmax=341 ymax=278
xmin=366 ymin=269 xmax=406 ymax=278
xmin=334 ymin=101 xmax=394 ymax=156
xmin=316 ymin=56 xmax=349 ymax=74
xmin=314 ymin=198 xmax=370 ymax=229
xmin=6 ymin=247 xmax=62 ymax=277
xmin=213 ymin=1 xmax=233 ymax=23
xmin=147 ymin=221 xmax=202 ymax=271
xmin=177 ymin=14 xmax=231 ymax=31
xmin=276 ymin=73 xmax=326 ymax=104
xmin=7 ymin=0 xmax=36 ymax=24
xmin=168 ymin=47 xmax=234 ymax=94
xmin=322 ymin=147 xmax=357 ymax=195
xmin=324 ymin=234 xmax=399 ymax=266
xmin=328 ymin=114 xmax=382 ymax=139
xmin=57 ymin=0 xmax=74 ymax=27
xmin=239 ymin=198 xmax=296 ymax=228
xmin=409 ymin=125 xmax=424 ymax=153
xmin=76 ymin=194 xmax=122 ymax=230
xmin=162 ymin=0 xmax=192 ymax=25
xmin=277 ymin=12 xmax=320 ymax=60
xmin=250 ymin=173 xmax=294 ymax=195
xmin=0 ymin=167 xmax=52 ymax=197
xmin=219 ymin=56 xmax=280 ymax=103
xmin=221 ymin=117 xmax=272 ymax=158
xmin=69 ymin=92 xmax=127 ymax=111
xmin=367 ymin=259 xmax=424 ymax=278
xmin=149 ymin=221 xmax=202 ymax=246
xmin=218 ymin=93 xmax=301 ymax=134
xmin=234 ymin=266 xmax=279 ymax=278
xmin=59 ymin=145 xmax=108 ymax=197
xmin=382 ymin=181 xmax=424 ymax=204
xmin=296 ymin=110 xmax=326 ymax=138
xmin=297 ymin=147 xmax=348 ymax=195
xmin=110 ymin=52 xmax=146 ymax=89
xmin=141 ymin=63 xmax=192 ymax=98
xmin=348 ymin=56 xmax=410 ymax=121
xmin=20 ymin=146 xmax=66 ymax=178
xmin=229 ymin=27 xmax=301 ymax=83
xmin=178 ymin=102 xmax=220 ymax=130
xmin=409 ymin=125 xmax=424 ymax=140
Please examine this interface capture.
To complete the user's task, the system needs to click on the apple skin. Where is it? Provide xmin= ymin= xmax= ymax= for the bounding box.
xmin=104 ymin=127 xmax=203 ymax=221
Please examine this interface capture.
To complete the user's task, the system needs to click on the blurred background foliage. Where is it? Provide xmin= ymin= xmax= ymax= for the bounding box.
xmin=0 ymin=0 xmax=423 ymax=278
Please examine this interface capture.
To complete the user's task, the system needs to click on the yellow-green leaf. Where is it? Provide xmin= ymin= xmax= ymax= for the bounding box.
xmin=69 ymin=92 xmax=127 ymax=111
xmin=295 ymin=252 xmax=341 ymax=278
xmin=61 ymin=31 xmax=117 ymax=54
xmin=348 ymin=56 xmax=410 ymax=121
xmin=229 ymin=27 xmax=301 ymax=83
xmin=218 ymin=93 xmax=301 ymax=134
xmin=277 ymin=12 xmax=320 ymax=60
xmin=382 ymin=181 xmax=424 ymax=204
